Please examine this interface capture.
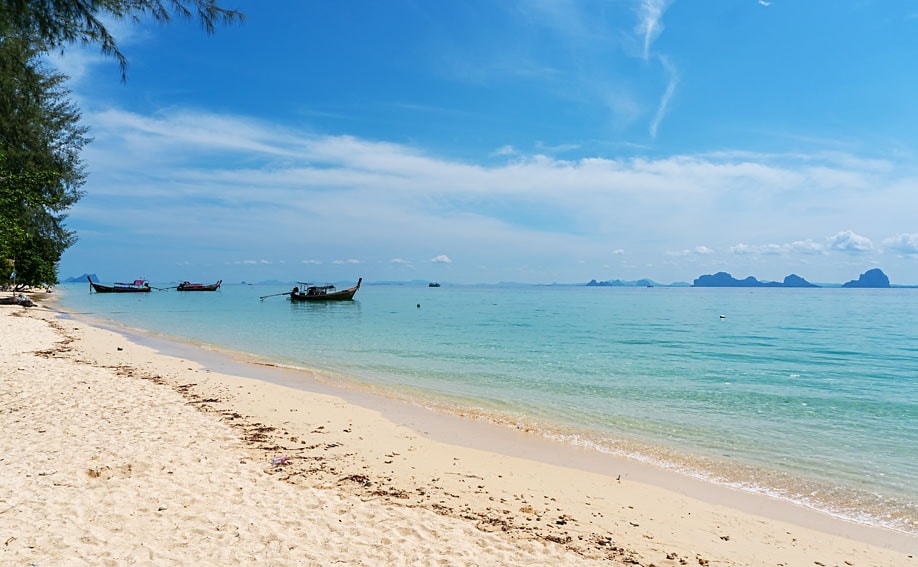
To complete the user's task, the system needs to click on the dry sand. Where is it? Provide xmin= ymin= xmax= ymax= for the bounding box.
xmin=1 ymin=300 xmax=916 ymax=566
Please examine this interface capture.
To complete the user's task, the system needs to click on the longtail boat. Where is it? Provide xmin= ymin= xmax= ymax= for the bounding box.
xmin=88 ymin=276 xmax=151 ymax=293
xmin=177 ymin=280 xmax=222 ymax=291
xmin=289 ymin=278 xmax=361 ymax=302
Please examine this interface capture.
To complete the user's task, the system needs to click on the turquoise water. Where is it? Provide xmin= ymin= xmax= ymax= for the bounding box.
xmin=56 ymin=282 xmax=918 ymax=534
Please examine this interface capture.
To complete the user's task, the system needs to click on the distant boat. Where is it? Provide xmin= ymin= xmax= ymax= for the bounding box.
xmin=88 ymin=276 xmax=151 ymax=293
xmin=289 ymin=278 xmax=361 ymax=301
xmin=177 ymin=280 xmax=222 ymax=291
xmin=428 ymin=282 xmax=440 ymax=287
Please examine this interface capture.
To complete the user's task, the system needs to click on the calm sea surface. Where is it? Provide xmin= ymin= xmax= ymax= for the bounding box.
xmin=56 ymin=282 xmax=918 ymax=534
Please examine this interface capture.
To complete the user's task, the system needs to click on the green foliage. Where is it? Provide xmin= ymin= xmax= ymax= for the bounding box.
xmin=0 ymin=33 xmax=87 ymax=289
xmin=0 ymin=0 xmax=243 ymax=289
xmin=0 ymin=0 xmax=245 ymax=79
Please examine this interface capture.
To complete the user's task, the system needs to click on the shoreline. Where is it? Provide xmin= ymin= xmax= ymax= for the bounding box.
xmin=54 ymin=296 xmax=918 ymax=542
xmin=3 ymin=301 xmax=916 ymax=565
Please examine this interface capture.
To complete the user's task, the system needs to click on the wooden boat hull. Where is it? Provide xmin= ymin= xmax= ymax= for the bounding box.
xmin=88 ymin=276 xmax=151 ymax=293
xmin=177 ymin=280 xmax=222 ymax=291
xmin=290 ymin=278 xmax=361 ymax=301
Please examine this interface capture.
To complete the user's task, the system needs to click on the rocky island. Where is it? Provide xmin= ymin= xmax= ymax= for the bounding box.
xmin=841 ymin=268 xmax=891 ymax=288
xmin=692 ymin=272 xmax=819 ymax=288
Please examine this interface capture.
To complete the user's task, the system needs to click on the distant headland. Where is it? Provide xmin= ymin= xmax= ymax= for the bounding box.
xmin=584 ymin=268 xmax=907 ymax=289
xmin=585 ymin=278 xmax=690 ymax=288
xmin=62 ymin=273 xmax=98 ymax=283
xmin=691 ymin=268 xmax=893 ymax=288
xmin=693 ymin=272 xmax=819 ymax=288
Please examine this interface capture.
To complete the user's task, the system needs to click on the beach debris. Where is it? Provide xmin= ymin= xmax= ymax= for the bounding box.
xmin=593 ymin=535 xmax=615 ymax=547
xmin=157 ymin=504 xmax=168 ymax=511
xmin=341 ymin=474 xmax=372 ymax=487
xmin=271 ymin=455 xmax=289 ymax=466
xmin=0 ymin=294 xmax=34 ymax=307
xmin=371 ymin=487 xmax=410 ymax=499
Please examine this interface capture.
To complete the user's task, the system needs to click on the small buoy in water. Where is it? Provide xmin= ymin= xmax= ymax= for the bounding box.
xmin=417 ymin=303 xmax=421 ymax=308
xmin=719 ymin=314 xmax=725 ymax=319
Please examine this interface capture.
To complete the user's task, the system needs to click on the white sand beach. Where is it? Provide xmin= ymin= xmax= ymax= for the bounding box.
xmin=1 ymin=300 xmax=915 ymax=566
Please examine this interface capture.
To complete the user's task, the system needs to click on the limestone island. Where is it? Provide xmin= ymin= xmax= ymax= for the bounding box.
xmin=692 ymin=272 xmax=819 ymax=288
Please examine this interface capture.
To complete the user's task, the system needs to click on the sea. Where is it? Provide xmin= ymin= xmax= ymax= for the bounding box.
xmin=55 ymin=281 xmax=918 ymax=536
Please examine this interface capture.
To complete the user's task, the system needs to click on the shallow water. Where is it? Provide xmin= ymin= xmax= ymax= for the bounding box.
xmin=57 ymin=282 xmax=918 ymax=534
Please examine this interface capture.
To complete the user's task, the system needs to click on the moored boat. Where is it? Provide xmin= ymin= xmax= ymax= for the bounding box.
xmin=177 ymin=280 xmax=222 ymax=291
xmin=290 ymin=278 xmax=361 ymax=301
xmin=88 ymin=276 xmax=151 ymax=293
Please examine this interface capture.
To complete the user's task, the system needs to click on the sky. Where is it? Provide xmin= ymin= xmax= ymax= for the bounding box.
xmin=50 ymin=0 xmax=918 ymax=285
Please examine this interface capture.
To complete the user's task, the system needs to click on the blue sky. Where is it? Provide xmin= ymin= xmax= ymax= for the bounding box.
xmin=52 ymin=0 xmax=918 ymax=285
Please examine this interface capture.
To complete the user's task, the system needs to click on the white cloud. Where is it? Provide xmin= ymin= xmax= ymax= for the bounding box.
xmin=62 ymin=105 xmax=918 ymax=284
xmin=45 ymin=50 xmax=107 ymax=84
xmin=332 ymin=259 xmax=361 ymax=265
xmin=827 ymin=230 xmax=873 ymax=253
xmin=883 ymin=233 xmax=918 ymax=255
xmin=667 ymin=246 xmax=714 ymax=257
xmin=790 ymin=240 xmax=825 ymax=255
xmin=534 ymin=141 xmax=581 ymax=154
xmin=391 ymin=258 xmax=412 ymax=264
xmin=44 ymin=14 xmax=147 ymax=83
xmin=636 ymin=0 xmax=669 ymax=61
xmin=650 ymin=55 xmax=678 ymax=139
xmin=730 ymin=244 xmax=753 ymax=255
xmin=730 ymin=240 xmax=825 ymax=256
xmin=730 ymin=244 xmax=790 ymax=256
xmin=431 ymin=255 xmax=453 ymax=264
